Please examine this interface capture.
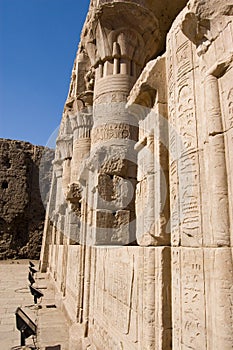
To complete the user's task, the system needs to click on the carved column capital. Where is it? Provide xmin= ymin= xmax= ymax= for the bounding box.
xmin=84 ymin=1 xmax=161 ymax=73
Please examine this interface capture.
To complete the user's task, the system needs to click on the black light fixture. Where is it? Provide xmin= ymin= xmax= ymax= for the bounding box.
xmin=29 ymin=266 xmax=38 ymax=276
xmin=28 ymin=271 xmax=35 ymax=285
xmin=29 ymin=285 xmax=44 ymax=305
xmin=15 ymin=307 xmax=37 ymax=346
xmin=29 ymin=261 xmax=35 ymax=268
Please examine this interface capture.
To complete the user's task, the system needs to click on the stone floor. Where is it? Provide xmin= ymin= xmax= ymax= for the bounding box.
xmin=0 ymin=260 xmax=69 ymax=350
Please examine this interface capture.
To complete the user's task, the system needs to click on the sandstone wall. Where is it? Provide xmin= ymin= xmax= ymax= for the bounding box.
xmin=0 ymin=139 xmax=54 ymax=259
xmin=50 ymin=245 xmax=171 ymax=349
xmin=167 ymin=6 xmax=233 ymax=349
xmin=40 ymin=0 xmax=233 ymax=349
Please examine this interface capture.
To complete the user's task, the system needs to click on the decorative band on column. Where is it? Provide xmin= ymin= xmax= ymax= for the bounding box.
xmin=91 ymin=123 xmax=138 ymax=144
xmin=94 ymin=75 xmax=135 ymax=100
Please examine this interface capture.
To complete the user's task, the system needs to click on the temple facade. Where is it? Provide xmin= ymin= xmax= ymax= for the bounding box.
xmin=40 ymin=1 xmax=233 ymax=349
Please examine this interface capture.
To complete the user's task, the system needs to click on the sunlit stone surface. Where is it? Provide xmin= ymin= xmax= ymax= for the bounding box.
xmin=40 ymin=1 xmax=233 ymax=348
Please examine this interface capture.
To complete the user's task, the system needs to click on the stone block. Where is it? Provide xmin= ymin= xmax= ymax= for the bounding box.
xmin=172 ymin=247 xmax=233 ymax=349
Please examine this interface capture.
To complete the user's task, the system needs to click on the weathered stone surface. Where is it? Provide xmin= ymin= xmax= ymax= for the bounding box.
xmin=40 ymin=0 xmax=233 ymax=349
xmin=0 ymin=139 xmax=53 ymax=259
xmin=172 ymin=247 xmax=233 ymax=349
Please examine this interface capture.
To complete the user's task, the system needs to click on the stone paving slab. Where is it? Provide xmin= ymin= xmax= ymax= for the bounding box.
xmin=0 ymin=260 xmax=69 ymax=350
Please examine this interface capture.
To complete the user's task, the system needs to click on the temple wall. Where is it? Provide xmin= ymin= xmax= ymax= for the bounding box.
xmin=40 ymin=1 xmax=233 ymax=349
xmin=167 ymin=6 xmax=233 ymax=350
xmin=87 ymin=247 xmax=171 ymax=350
xmin=48 ymin=245 xmax=171 ymax=350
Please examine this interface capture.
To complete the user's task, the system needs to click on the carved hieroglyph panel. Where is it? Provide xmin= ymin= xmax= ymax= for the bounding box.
xmin=88 ymin=247 xmax=171 ymax=350
xmin=171 ymin=248 xmax=181 ymax=349
xmin=172 ymin=247 xmax=233 ymax=350
xmin=181 ymin=248 xmax=206 ymax=349
xmin=166 ymin=19 xmax=202 ymax=247
xmin=172 ymin=248 xmax=207 ymax=349
xmin=89 ymin=247 xmax=137 ymax=349
xmin=204 ymin=247 xmax=233 ymax=350
xmin=167 ymin=35 xmax=180 ymax=245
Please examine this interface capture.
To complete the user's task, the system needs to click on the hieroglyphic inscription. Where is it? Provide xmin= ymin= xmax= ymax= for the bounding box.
xmin=169 ymin=161 xmax=179 ymax=245
xmin=92 ymin=248 xmax=137 ymax=347
xmin=91 ymin=123 xmax=138 ymax=144
xmin=177 ymin=100 xmax=199 ymax=241
xmin=167 ymin=34 xmax=180 ymax=246
xmin=204 ymin=248 xmax=233 ymax=349
xmin=143 ymin=248 xmax=155 ymax=348
xmin=179 ymin=153 xmax=200 ymax=245
xmin=181 ymin=248 xmax=206 ymax=349
xmin=168 ymin=27 xmax=201 ymax=246
xmin=171 ymin=249 xmax=181 ymax=349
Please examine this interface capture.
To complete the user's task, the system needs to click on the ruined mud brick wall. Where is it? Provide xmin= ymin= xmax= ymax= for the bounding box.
xmin=40 ymin=0 xmax=233 ymax=349
xmin=0 ymin=139 xmax=54 ymax=259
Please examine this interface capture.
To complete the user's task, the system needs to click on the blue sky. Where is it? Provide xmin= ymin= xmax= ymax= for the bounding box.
xmin=0 ymin=0 xmax=90 ymax=146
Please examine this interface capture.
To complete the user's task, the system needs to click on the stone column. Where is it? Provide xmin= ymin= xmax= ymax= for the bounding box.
xmin=91 ymin=57 xmax=138 ymax=244
xmin=62 ymin=159 xmax=71 ymax=194
xmin=205 ymin=74 xmax=230 ymax=246
xmin=40 ymin=173 xmax=56 ymax=272
xmin=53 ymin=161 xmax=64 ymax=209
xmin=80 ymin=1 xmax=161 ymax=246
xmin=75 ymin=4 xmax=163 ymax=346
xmin=129 ymin=56 xmax=170 ymax=246
xmin=71 ymin=111 xmax=93 ymax=184
xmin=90 ymin=39 xmax=149 ymax=244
